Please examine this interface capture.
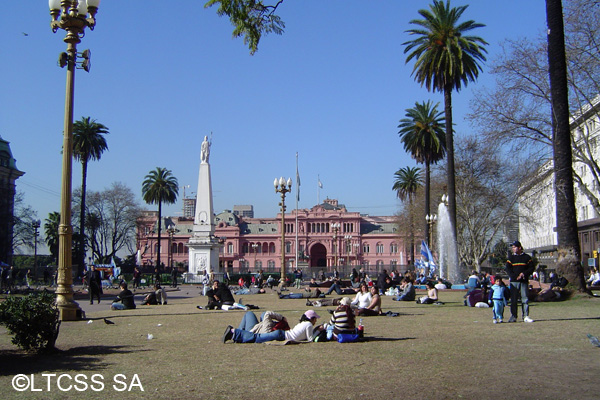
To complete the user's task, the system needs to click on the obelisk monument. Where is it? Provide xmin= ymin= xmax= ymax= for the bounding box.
xmin=186 ymin=135 xmax=221 ymax=281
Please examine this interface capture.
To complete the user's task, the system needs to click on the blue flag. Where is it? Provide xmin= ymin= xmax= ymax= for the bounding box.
xmin=420 ymin=240 xmax=436 ymax=273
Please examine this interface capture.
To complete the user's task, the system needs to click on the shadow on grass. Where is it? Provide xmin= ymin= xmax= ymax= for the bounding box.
xmin=0 ymin=345 xmax=149 ymax=376
xmin=531 ymin=316 xmax=600 ymax=322
xmin=365 ymin=336 xmax=416 ymax=342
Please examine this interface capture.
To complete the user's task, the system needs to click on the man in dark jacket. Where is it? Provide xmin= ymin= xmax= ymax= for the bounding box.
xmin=506 ymin=241 xmax=535 ymax=323
xmin=206 ymin=281 xmax=235 ymax=310
xmin=88 ymin=265 xmax=103 ymax=304
xmin=111 ymin=282 xmax=136 ymax=310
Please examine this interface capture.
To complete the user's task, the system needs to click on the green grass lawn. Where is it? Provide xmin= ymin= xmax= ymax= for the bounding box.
xmin=1 ymin=288 xmax=599 ymax=400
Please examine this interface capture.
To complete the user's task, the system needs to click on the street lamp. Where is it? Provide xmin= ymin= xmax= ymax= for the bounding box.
xmin=251 ymin=243 xmax=259 ymax=271
xmin=48 ymin=0 xmax=101 ymax=321
xmin=426 ymin=214 xmax=437 ymax=249
xmin=331 ymin=222 xmax=340 ymax=268
xmin=32 ymin=220 xmax=41 ymax=282
xmin=274 ymin=177 xmax=292 ymax=285
xmin=167 ymin=227 xmax=176 ymax=269
xmin=344 ymin=234 xmax=352 ymax=265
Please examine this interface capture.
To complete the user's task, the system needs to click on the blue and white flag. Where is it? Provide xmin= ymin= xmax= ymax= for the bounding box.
xmin=420 ymin=240 xmax=436 ymax=272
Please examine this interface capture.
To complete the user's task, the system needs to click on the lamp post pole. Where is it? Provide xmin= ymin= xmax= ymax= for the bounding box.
xmin=331 ymin=223 xmax=340 ymax=269
xmin=426 ymin=214 xmax=437 ymax=251
xmin=49 ymin=0 xmax=100 ymax=321
xmin=274 ymin=177 xmax=292 ymax=285
xmin=32 ymin=220 xmax=41 ymax=282
xmin=251 ymin=243 xmax=259 ymax=271
xmin=344 ymin=234 xmax=352 ymax=266
xmin=167 ymin=227 xmax=176 ymax=269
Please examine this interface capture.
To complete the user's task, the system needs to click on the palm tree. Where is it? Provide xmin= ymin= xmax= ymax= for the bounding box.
xmin=392 ymin=166 xmax=423 ymax=267
xmin=44 ymin=212 xmax=61 ymax=264
xmin=403 ymin=0 xmax=487 ymax=249
xmin=73 ymin=116 xmax=109 ymax=276
xmin=545 ymin=0 xmax=585 ymax=291
xmin=142 ymin=167 xmax=179 ymax=269
xmin=398 ymin=100 xmax=446 ymax=243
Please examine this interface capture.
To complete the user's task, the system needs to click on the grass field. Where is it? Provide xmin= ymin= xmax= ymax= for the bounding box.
xmin=0 ymin=287 xmax=599 ymax=400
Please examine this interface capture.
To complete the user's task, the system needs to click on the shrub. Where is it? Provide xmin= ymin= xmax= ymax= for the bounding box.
xmin=0 ymin=291 xmax=61 ymax=352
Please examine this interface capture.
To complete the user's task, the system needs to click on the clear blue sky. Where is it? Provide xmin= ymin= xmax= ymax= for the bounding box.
xmin=1 ymin=1 xmax=547 ymax=225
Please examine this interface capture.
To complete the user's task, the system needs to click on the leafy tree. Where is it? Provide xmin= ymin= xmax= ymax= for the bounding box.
xmin=545 ymin=0 xmax=585 ymax=291
xmin=205 ymin=0 xmax=285 ymax=55
xmin=73 ymin=116 xmax=109 ymax=277
xmin=142 ymin=168 xmax=179 ymax=269
xmin=403 ymin=0 xmax=487 ymax=253
xmin=392 ymin=166 xmax=423 ymax=266
xmin=398 ymin=100 xmax=446 ymax=243
xmin=75 ymin=182 xmax=142 ymax=263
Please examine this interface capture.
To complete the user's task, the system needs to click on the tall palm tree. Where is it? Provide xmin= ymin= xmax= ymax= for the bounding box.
xmin=393 ymin=166 xmax=424 ymax=267
xmin=73 ymin=116 xmax=109 ymax=276
xmin=403 ymin=0 xmax=487 ymax=249
xmin=142 ymin=167 xmax=179 ymax=269
xmin=545 ymin=0 xmax=585 ymax=291
xmin=398 ymin=100 xmax=446 ymax=243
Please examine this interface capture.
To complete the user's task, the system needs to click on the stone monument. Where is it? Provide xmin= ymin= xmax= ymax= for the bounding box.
xmin=186 ymin=136 xmax=221 ymax=282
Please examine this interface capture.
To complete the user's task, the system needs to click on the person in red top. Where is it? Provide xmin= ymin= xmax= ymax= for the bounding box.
xmin=506 ymin=240 xmax=535 ymax=323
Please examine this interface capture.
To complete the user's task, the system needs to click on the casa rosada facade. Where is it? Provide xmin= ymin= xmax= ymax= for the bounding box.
xmin=136 ymin=199 xmax=414 ymax=276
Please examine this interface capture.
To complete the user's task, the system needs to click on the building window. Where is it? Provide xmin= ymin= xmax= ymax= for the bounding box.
xmin=390 ymin=243 xmax=398 ymax=254
xmin=363 ymin=243 xmax=370 ymax=254
xmin=227 ymin=242 xmax=234 ymax=254
xmin=376 ymin=243 xmax=384 ymax=254
xmin=255 ymin=260 xmax=262 ymax=269
xmin=267 ymin=260 xmax=275 ymax=271
xmin=390 ymin=260 xmax=397 ymax=269
xmin=269 ymin=242 xmax=276 ymax=253
xmin=242 ymin=242 xmax=249 ymax=254
xmin=285 ymin=242 xmax=292 ymax=253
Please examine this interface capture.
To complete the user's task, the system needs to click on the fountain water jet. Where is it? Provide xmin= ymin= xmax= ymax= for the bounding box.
xmin=436 ymin=201 xmax=462 ymax=284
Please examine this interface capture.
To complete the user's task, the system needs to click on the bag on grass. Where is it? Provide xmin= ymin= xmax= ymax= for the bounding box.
xmin=337 ymin=333 xmax=360 ymax=343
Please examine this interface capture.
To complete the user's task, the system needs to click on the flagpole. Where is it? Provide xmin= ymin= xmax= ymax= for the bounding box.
xmin=317 ymin=174 xmax=321 ymax=205
xmin=295 ymin=152 xmax=300 ymax=272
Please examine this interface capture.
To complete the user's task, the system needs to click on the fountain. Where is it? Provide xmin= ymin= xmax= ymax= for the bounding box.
xmin=436 ymin=201 xmax=462 ymax=286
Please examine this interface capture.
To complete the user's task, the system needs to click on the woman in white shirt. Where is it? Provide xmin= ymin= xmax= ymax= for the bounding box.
xmin=351 ymin=283 xmax=372 ymax=310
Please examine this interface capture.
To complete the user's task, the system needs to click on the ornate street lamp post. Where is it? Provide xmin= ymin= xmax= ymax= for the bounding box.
xmin=344 ymin=234 xmax=352 ymax=266
xmin=274 ymin=177 xmax=292 ymax=285
xmin=32 ymin=220 xmax=41 ymax=281
xmin=48 ymin=0 xmax=100 ymax=321
xmin=426 ymin=214 xmax=437 ymax=250
xmin=331 ymin=222 xmax=340 ymax=268
xmin=251 ymin=243 xmax=259 ymax=271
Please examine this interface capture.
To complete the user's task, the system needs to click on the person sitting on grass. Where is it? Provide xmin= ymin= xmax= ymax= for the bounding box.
xmin=329 ymin=297 xmax=356 ymax=339
xmin=111 ymin=282 xmax=136 ymax=310
xmin=155 ymin=283 xmax=167 ymax=305
xmin=206 ymin=280 xmax=235 ymax=310
xmin=351 ymin=283 xmax=372 ymax=310
xmin=223 ymin=310 xmax=324 ymax=344
xmin=393 ymin=277 xmax=415 ymax=301
xmin=417 ymin=281 xmax=439 ymax=304
xmin=356 ymin=285 xmax=382 ymax=316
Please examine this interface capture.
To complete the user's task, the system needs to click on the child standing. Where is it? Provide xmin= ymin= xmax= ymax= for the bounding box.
xmin=488 ymin=275 xmax=509 ymax=323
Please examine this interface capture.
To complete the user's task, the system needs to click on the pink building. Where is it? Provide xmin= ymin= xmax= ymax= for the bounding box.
xmin=136 ymin=199 xmax=417 ymax=276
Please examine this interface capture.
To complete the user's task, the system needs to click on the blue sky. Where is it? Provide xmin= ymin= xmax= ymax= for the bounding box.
xmin=1 ymin=1 xmax=547 ymax=225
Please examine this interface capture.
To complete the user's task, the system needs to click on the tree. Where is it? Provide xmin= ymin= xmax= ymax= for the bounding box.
xmin=142 ymin=168 xmax=178 ymax=269
xmin=73 ymin=116 xmax=109 ymax=276
xmin=205 ymin=0 xmax=285 ymax=55
xmin=545 ymin=0 xmax=585 ymax=291
xmin=398 ymin=100 xmax=446 ymax=243
xmin=11 ymin=192 xmax=40 ymax=255
xmin=452 ymin=135 xmax=534 ymax=270
xmin=75 ymin=182 xmax=142 ymax=263
xmin=392 ymin=166 xmax=423 ymax=266
xmin=403 ymin=0 xmax=487 ymax=254
xmin=44 ymin=212 xmax=61 ymax=264
xmin=469 ymin=0 xmax=600 ymax=218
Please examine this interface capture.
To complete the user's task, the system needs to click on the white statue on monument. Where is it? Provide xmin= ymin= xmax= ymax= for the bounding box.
xmin=201 ymin=135 xmax=210 ymax=164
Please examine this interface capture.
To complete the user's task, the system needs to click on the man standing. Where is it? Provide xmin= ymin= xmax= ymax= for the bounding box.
xmin=506 ymin=241 xmax=535 ymax=323
xmin=171 ymin=267 xmax=178 ymax=288
xmin=89 ymin=265 xmax=103 ymax=304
